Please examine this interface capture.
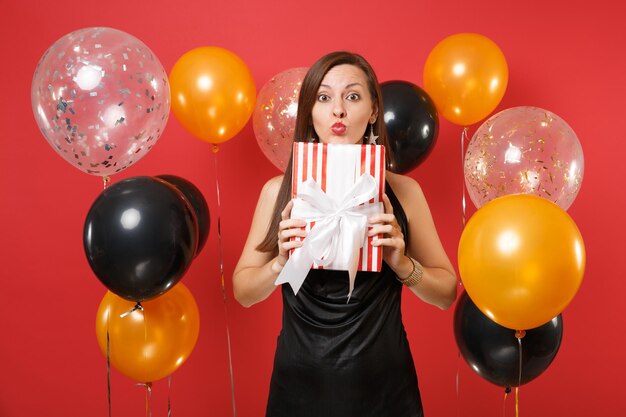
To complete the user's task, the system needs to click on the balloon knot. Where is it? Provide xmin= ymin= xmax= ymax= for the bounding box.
xmin=135 ymin=381 xmax=153 ymax=390
xmin=120 ymin=302 xmax=144 ymax=318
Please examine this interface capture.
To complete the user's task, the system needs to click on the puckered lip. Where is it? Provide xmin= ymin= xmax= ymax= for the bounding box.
xmin=331 ymin=122 xmax=346 ymax=134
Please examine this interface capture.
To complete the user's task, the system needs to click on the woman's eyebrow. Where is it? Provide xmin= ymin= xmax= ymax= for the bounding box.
xmin=319 ymin=82 xmax=364 ymax=89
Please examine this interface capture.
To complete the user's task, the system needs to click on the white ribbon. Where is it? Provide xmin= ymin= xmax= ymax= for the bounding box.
xmin=275 ymin=173 xmax=382 ymax=299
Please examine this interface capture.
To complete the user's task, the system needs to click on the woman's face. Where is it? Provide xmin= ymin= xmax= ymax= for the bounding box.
xmin=311 ymin=64 xmax=377 ymax=144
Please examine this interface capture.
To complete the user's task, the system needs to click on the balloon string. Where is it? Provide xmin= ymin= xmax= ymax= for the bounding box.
xmin=460 ymin=127 xmax=469 ymax=228
xmin=503 ymin=387 xmax=511 ymax=417
xmin=130 ymin=304 xmax=151 ymax=415
xmin=503 ymin=391 xmax=507 ymax=417
xmin=456 ymin=350 xmax=460 ymax=417
xmin=518 ymin=335 xmax=523 ymax=388
xmin=141 ymin=382 xmax=152 ymax=417
xmin=516 ymin=333 xmax=523 ymax=417
xmin=213 ymin=150 xmax=237 ymax=417
xmin=134 ymin=310 xmax=151 ymax=417
xmin=167 ymin=375 xmax=172 ymax=417
xmin=106 ymin=314 xmax=112 ymax=417
xmin=145 ymin=313 xmax=150 ymax=417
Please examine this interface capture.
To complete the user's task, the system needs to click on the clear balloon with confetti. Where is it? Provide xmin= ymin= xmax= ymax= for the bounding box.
xmin=464 ymin=106 xmax=584 ymax=210
xmin=31 ymin=27 xmax=170 ymax=177
xmin=253 ymin=67 xmax=308 ymax=172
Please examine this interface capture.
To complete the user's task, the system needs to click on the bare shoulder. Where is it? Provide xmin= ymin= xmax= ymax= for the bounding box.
xmin=241 ymin=175 xmax=284 ymax=253
xmin=385 ymin=171 xmax=429 ymax=223
xmin=260 ymin=175 xmax=284 ymax=200
xmin=386 ymin=171 xmax=424 ymax=200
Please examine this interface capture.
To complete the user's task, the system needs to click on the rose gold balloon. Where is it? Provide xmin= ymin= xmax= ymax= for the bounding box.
xmin=464 ymin=106 xmax=584 ymax=210
xmin=253 ymin=67 xmax=308 ymax=171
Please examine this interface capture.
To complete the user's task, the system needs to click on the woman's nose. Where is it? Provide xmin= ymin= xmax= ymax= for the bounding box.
xmin=333 ymin=103 xmax=346 ymax=118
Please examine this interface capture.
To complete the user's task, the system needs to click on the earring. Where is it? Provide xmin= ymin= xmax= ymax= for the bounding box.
xmin=368 ymin=123 xmax=379 ymax=145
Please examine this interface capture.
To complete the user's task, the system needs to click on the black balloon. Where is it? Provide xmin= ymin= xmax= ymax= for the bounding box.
xmin=381 ymin=81 xmax=439 ymax=173
xmin=157 ymin=175 xmax=210 ymax=256
xmin=84 ymin=176 xmax=197 ymax=302
xmin=454 ymin=291 xmax=563 ymax=387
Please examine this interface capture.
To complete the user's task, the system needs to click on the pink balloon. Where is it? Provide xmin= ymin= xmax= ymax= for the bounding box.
xmin=31 ymin=27 xmax=170 ymax=177
xmin=253 ymin=67 xmax=308 ymax=172
xmin=464 ymin=106 xmax=584 ymax=210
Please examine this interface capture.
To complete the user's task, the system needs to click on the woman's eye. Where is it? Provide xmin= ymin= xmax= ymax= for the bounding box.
xmin=317 ymin=94 xmax=330 ymax=102
xmin=346 ymin=93 xmax=360 ymax=101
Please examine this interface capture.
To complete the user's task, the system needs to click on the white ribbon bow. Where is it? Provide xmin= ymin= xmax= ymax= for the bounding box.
xmin=275 ymin=173 xmax=383 ymax=299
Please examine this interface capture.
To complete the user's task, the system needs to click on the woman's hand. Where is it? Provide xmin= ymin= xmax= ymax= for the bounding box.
xmin=368 ymin=194 xmax=412 ymax=276
xmin=276 ymin=200 xmax=307 ymax=268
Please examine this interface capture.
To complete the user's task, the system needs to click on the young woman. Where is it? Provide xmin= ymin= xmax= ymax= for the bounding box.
xmin=233 ymin=51 xmax=457 ymax=417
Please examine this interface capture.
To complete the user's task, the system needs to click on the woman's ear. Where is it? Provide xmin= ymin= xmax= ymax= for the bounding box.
xmin=370 ymin=104 xmax=378 ymax=124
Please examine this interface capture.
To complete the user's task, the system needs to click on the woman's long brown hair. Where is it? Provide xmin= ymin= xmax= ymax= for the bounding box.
xmin=256 ymin=51 xmax=392 ymax=252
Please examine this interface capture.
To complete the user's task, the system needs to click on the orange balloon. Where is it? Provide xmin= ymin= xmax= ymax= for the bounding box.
xmin=95 ymin=283 xmax=200 ymax=382
xmin=458 ymin=194 xmax=585 ymax=330
xmin=169 ymin=46 xmax=256 ymax=144
xmin=424 ymin=33 xmax=508 ymax=126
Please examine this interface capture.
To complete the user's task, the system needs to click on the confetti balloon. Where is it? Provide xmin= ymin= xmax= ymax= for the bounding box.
xmin=31 ymin=27 xmax=170 ymax=177
xmin=464 ymin=106 xmax=584 ymax=210
xmin=253 ymin=67 xmax=307 ymax=171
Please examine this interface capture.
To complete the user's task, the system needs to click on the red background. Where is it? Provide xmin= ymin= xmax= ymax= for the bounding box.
xmin=1 ymin=0 xmax=623 ymax=416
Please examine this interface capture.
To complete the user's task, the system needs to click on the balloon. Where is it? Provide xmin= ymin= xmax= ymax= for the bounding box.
xmin=31 ymin=27 xmax=170 ymax=176
xmin=464 ymin=106 xmax=584 ymax=211
xmin=454 ymin=292 xmax=563 ymax=387
xmin=423 ymin=33 xmax=508 ymax=126
xmin=458 ymin=194 xmax=585 ymax=330
xmin=381 ymin=81 xmax=439 ymax=173
xmin=95 ymin=283 xmax=200 ymax=382
xmin=169 ymin=47 xmax=256 ymax=144
xmin=157 ymin=175 xmax=210 ymax=256
xmin=84 ymin=176 xmax=197 ymax=301
xmin=253 ymin=67 xmax=308 ymax=171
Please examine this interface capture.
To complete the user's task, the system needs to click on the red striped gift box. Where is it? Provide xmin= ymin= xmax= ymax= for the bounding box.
xmin=290 ymin=142 xmax=386 ymax=273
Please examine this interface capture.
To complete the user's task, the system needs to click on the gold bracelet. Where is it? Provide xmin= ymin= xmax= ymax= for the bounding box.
xmin=397 ymin=257 xmax=423 ymax=287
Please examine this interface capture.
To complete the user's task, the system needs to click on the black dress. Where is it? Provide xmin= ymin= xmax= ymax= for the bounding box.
xmin=266 ymin=186 xmax=424 ymax=417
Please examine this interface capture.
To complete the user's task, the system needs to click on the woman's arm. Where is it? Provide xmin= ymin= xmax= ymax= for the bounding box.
xmin=233 ymin=176 xmax=306 ymax=307
xmin=370 ymin=172 xmax=457 ymax=310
